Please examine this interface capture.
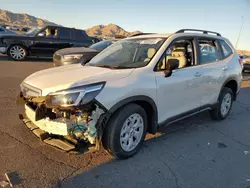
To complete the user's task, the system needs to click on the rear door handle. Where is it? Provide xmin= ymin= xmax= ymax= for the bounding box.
xmin=194 ymin=72 xmax=203 ymax=77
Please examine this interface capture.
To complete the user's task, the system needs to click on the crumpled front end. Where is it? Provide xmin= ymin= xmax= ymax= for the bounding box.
xmin=17 ymin=88 xmax=107 ymax=152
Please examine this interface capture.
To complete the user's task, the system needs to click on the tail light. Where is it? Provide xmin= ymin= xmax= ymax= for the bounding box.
xmin=239 ymin=56 xmax=243 ymax=69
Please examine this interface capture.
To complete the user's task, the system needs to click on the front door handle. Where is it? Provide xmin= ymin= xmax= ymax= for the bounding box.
xmin=194 ymin=72 xmax=203 ymax=77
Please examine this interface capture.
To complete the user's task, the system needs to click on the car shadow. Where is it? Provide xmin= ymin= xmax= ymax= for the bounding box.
xmin=56 ymin=112 xmax=211 ymax=188
xmin=0 ymin=55 xmax=52 ymax=63
xmin=57 ymin=86 xmax=250 ymax=188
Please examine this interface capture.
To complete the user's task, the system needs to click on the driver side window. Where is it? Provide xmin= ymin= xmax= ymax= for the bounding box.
xmin=156 ymin=39 xmax=194 ymax=71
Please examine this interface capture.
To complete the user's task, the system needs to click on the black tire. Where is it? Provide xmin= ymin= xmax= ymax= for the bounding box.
xmin=210 ymin=87 xmax=233 ymax=120
xmin=102 ymin=103 xmax=147 ymax=159
xmin=8 ymin=45 xmax=27 ymax=61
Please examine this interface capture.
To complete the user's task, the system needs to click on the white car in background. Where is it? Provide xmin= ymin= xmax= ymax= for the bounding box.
xmin=17 ymin=29 xmax=242 ymax=159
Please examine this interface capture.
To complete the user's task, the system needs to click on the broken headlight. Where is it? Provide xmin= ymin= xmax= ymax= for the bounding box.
xmin=45 ymin=82 xmax=105 ymax=107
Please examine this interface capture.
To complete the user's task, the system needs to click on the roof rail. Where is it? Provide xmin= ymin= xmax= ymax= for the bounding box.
xmin=129 ymin=33 xmax=155 ymax=37
xmin=175 ymin=29 xmax=221 ymax=36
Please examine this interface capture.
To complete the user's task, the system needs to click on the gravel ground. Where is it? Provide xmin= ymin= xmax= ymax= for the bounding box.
xmin=0 ymin=56 xmax=250 ymax=188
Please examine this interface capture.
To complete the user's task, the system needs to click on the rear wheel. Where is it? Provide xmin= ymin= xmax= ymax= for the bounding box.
xmin=210 ymin=87 xmax=233 ymax=120
xmin=8 ymin=45 xmax=27 ymax=61
xmin=102 ymin=104 xmax=147 ymax=159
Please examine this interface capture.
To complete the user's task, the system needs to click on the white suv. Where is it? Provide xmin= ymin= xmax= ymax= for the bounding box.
xmin=18 ymin=29 xmax=242 ymax=159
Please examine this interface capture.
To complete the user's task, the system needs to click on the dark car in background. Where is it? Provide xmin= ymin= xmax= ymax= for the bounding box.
xmin=53 ymin=40 xmax=116 ymax=66
xmin=0 ymin=25 xmax=94 ymax=60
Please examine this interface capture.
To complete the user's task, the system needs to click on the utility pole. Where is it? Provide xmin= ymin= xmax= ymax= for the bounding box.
xmin=235 ymin=16 xmax=244 ymax=49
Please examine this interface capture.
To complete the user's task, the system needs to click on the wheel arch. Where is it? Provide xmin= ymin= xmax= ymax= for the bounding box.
xmin=7 ymin=43 xmax=29 ymax=55
xmin=220 ymin=77 xmax=238 ymax=101
xmin=105 ymin=95 xmax=158 ymax=135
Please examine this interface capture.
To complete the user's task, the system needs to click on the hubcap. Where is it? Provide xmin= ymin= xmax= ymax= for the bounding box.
xmin=10 ymin=46 xmax=25 ymax=60
xmin=120 ymin=113 xmax=144 ymax=152
xmin=220 ymin=93 xmax=232 ymax=116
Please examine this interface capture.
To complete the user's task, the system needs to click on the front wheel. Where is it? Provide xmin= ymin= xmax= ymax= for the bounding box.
xmin=8 ymin=45 xmax=27 ymax=61
xmin=102 ymin=104 xmax=147 ymax=159
xmin=210 ymin=87 xmax=233 ymax=120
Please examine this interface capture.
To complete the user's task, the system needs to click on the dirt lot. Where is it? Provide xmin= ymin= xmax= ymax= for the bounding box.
xmin=1 ymin=56 xmax=250 ymax=188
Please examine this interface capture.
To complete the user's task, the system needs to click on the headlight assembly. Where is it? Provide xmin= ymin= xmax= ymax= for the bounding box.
xmin=45 ymin=82 xmax=105 ymax=107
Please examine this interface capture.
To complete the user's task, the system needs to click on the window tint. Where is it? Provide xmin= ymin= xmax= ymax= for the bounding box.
xmin=0 ymin=28 xmax=4 ymax=32
xmin=72 ymin=29 xmax=89 ymax=40
xmin=219 ymin=40 xmax=233 ymax=58
xmin=198 ymin=39 xmax=221 ymax=64
xmin=57 ymin=28 xmax=70 ymax=39
xmin=156 ymin=39 xmax=194 ymax=71
xmin=89 ymin=40 xmax=112 ymax=51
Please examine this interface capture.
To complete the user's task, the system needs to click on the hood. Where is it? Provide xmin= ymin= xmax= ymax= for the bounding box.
xmin=22 ymin=64 xmax=134 ymax=96
xmin=55 ymin=47 xmax=98 ymax=55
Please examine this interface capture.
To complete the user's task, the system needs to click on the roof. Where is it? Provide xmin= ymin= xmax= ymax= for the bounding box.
xmin=128 ymin=29 xmax=225 ymax=40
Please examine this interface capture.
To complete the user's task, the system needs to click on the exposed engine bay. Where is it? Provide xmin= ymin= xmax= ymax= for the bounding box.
xmin=17 ymin=92 xmax=106 ymax=152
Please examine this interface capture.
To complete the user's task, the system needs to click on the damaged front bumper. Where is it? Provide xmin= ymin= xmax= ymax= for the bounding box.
xmin=17 ymin=93 xmax=107 ymax=152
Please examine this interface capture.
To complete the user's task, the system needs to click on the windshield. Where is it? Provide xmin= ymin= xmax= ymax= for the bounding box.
xmin=25 ymin=26 xmax=42 ymax=35
xmin=87 ymin=38 xmax=165 ymax=69
xmin=89 ymin=40 xmax=113 ymax=51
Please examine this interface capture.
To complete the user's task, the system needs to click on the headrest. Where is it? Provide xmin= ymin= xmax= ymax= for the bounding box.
xmin=147 ymin=48 xmax=156 ymax=58
xmin=172 ymin=49 xmax=185 ymax=57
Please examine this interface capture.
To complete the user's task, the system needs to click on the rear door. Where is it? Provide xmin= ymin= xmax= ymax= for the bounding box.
xmin=54 ymin=27 xmax=73 ymax=50
xmin=196 ymin=38 xmax=230 ymax=106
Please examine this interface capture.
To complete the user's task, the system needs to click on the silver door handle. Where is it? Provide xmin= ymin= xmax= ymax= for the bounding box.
xmin=194 ymin=72 xmax=203 ymax=77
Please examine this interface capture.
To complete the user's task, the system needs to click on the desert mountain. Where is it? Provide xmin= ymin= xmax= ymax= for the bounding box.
xmin=85 ymin=24 xmax=141 ymax=38
xmin=0 ymin=9 xmax=141 ymax=38
xmin=0 ymin=9 xmax=57 ymax=27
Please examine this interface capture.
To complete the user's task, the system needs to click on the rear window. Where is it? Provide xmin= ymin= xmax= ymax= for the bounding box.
xmin=198 ymin=39 xmax=221 ymax=64
xmin=218 ymin=40 xmax=233 ymax=58
xmin=57 ymin=28 xmax=71 ymax=39
xmin=72 ymin=29 xmax=90 ymax=41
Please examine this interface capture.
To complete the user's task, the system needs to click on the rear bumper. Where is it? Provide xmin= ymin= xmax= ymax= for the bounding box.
xmin=243 ymin=64 xmax=250 ymax=70
xmin=53 ymin=59 xmax=78 ymax=67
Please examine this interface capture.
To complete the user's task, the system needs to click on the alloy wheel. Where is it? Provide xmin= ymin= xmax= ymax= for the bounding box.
xmin=220 ymin=93 xmax=232 ymax=116
xmin=120 ymin=113 xmax=144 ymax=152
xmin=9 ymin=46 xmax=26 ymax=60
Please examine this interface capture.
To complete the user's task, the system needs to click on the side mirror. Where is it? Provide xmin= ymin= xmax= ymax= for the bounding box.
xmin=80 ymin=54 xmax=96 ymax=65
xmin=164 ymin=59 xmax=179 ymax=77
xmin=37 ymin=32 xmax=45 ymax=37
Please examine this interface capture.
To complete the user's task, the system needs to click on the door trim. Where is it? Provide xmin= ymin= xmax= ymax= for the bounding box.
xmin=158 ymin=103 xmax=218 ymax=127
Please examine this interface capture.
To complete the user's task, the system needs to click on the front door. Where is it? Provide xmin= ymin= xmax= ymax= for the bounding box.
xmin=154 ymin=37 xmax=204 ymax=124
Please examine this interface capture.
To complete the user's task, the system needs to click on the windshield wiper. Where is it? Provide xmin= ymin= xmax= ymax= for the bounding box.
xmin=89 ymin=64 xmax=136 ymax=69
xmin=92 ymin=64 xmax=118 ymax=69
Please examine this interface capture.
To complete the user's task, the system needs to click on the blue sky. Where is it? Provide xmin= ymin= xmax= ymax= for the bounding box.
xmin=2 ymin=0 xmax=250 ymax=50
